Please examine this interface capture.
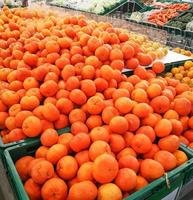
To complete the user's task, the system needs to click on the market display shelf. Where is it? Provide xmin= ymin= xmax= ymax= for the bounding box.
xmin=47 ymin=0 xmax=128 ymax=16
xmin=2 ymin=142 xmax=193 ymax=200
xmin=0 ymin=127 xmax=70 ymax=159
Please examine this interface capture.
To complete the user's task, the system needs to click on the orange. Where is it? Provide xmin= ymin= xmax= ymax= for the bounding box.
xmin=118 ymin=155 xmax=139 ymax=173
xmin=40 ymin=128 xmax=59 ymax=147
xmin=75 ymin=150 xmax=90 ymax=166
xmin=158 ymin=135 xmax=180 ymax=153
xmin=56 ymin=156 xmax=78 ymax=180
xmin=67 ymin=181 xmax=97 ymax=200
xmin=87 ymin=96 xmax=105 ymax=115
xmin=140 ymin=159 xmax=164 ymax=181
xmin=131 ymin=134 xmax=152 ymax=154
xmin=92 ymin=154 xmax=118 ymax=184
xmin=109 ymin=116 xmax=128 ymax=134
xmin=125 ymin=114 xmax=140 ymax=132
xmin=136 ymin=126 xmax=156 ymax=142
xmin=69 ymin=133 xmax=90 ymax=152
xmin=154 ymin=150 xmax=177 ymax=171
xmin=154 ymin=119 xmax=172 ymax=137
xmin=24 ymin=179 xmax=41 ymax=200
xmin=46 ymin=144 xmax=68 ymax=164
xmin=173 ymin=150 xmax=188 ymax=166
xmin=41 ymin=178 xmax=67 ymax=200
xmin=150 ymin=95 xmax=170 ymax=114
xmin=114 ymin=97 xmax=133 ymax=114
xmin=132 ymin=103 xmax=152 ymax=118
xmin=115 ymin=168 xmax=137 ymax=191
xmin=31 ymin=160 xmax=54 ymax=184
xmin=15 ymin=156 xmax=34 ymax=181
xmin=77 ymin=162 xmax=93 ymax=181
xmin=152 ymin=61 xmax=165 ymax=73
xmin=71 ymin=121 xmax=88 ymax=135
xmin=174 ymin=98 xmax=191 ymax=116
xmin=98 ymin=183 xmax=122 ymax=200
xmin=90 ymin=126 xmax=110 ymax=142
xmin=102 ymin=106 xmax=119 ymax=125
xmin=22 ymin=116 xmax=42 ymax=137
xmin=89 ymin=140 xmax=111 ymax=161
xmin=135 ymin=176 xmax=148 ymax=191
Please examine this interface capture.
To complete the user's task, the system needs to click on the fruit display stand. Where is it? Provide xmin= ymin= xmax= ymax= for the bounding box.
xmin=1 ymin=4 xmax=193 ymax=200
xmin=2 ymin=141 xmax=193 ymax=200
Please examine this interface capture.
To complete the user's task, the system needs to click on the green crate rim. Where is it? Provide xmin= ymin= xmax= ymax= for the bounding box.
xmin=3 ymin=142 xmax=193 ymax=200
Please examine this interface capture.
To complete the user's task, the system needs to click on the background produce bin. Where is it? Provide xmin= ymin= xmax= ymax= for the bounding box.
xmin=0 ymin=127 xmax=70 ymax=159
xmin=3 ymin=142 xmax=193 ymax=200
xmin=47 ymin=0 xmax=128 ymax=16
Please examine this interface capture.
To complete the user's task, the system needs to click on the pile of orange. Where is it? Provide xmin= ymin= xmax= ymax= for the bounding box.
xmin=173 ymin=47 xmax=193 ymax=58
xmin=0 ymin=6 xmax=192 ymax=200
xmin=165 ymin=60 xmax=193 ymax=87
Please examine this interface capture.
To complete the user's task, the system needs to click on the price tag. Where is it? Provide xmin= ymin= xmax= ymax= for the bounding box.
xmin=161 ymin=188 xmax=180 ymax=200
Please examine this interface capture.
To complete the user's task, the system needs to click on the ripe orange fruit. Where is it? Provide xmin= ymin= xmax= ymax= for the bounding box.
xmin=46 ymin=144 xmax=68 ymax=164
xmin=158 ymin=135 xmax=180 ymax=153
xmin=31 ymin=160 xmax=54 ymax=184
xmin=70 ymin=133 xmax=90 ymax=152
xmin=154 ymin=150 xmax=177 ymax=171
xmin=15 ymin=156 xmax=34 ymax=181
xmin=174 ymin=98 xmax=191 ymax=116
xmin=77 ymin=162 xmax=93 ymax=181
xmin=109 ymin=134 xmax=126 ymax=154
xmin=152 ymin=61 xmax=165 ymax=73
xmin=92 ymin=154 xmax=119 ymax=184
xmin=154 ymin=119 xmax=172 ymax=137
xmin=115 ymin=168 xmax=137 ymax=191
xmin=150 ymin=95 xmax=170 ymax=114
xmin=90 ymin=126 xmax=110 ymax=142
xmin=40 ymin=128 xmax=59 ymax=147
xmin=135 ymin=176 xmax=148 ymax=191
xmin=22 ymin=116 xmax=42 ymax=137
xmin=98 ymin=183 xmax=122 ymax=200
xmin=56 ymin=156 xmax=78 ymax=180
xmin=109 ymin=116 xmax=128 ymax=134
xmin=67 ymin=181 xmax=97 ymax=200
xmin=114 ymin=97 xmax=133 ymax=114
xmin=118 ymin=155 xmax=139 ymax=173
xmin=87 ymin=96 xmax=105 ymax=115
xmin=173 ymin=150 xmax=188 ymax=166
xmin=41 ymin=178 xmax=67 ymax=200
xmin=140 ymin=159 xmax=165 ymax=181
xmin=24 ymin=178 xmax=41 ymax=200
xmin=132 ymin=103 xmax=152 ymax=118
xmin=89 ymin=140 xmax=111 ymax=161
xmin=131 ymin=134 xmax=152 ymax=154
xmin=125 ymin=114 xmax=140 ymax=132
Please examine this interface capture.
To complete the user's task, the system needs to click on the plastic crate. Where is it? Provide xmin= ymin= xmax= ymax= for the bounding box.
xmin=164 ymin=11 xmax=193 ymax=36
xmin=126 ymin=144 xmax=193 ymax=200
xmin=164 ymin=59 xmax=193 ymax=72
xmin=0 ymin=127 xmax=70 ymax=159
xmin=47 ymin=0 xmax=128 ymax=16
xmin=3 ymin=142 xmax=193 ymax=200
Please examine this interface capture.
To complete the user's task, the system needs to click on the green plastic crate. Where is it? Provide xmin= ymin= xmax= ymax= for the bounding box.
xmin=0 ymin=127 xmax=70 ymax=159
xmin=3 ymin=142 xmax=193 ymax=200
xmin=180 ymin=143 xmax=193 ymax=185
xmin=164 ymin=59 xmax=193 ymax=73
xmin=47 ymin=0 xmax=128 ymax=16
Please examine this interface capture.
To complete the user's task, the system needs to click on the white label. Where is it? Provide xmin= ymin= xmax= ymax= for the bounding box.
xmin=161 ymin=188 xmax=179 ymax=200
